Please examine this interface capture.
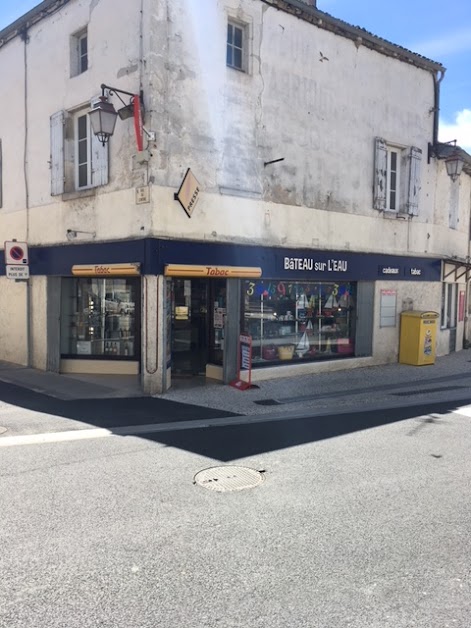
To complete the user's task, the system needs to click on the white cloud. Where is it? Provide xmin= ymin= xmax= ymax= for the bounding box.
xmin=439 ymin=109 xmax=471 ymax=152
xmin=410 ymin=28 xmax=471 ymax=58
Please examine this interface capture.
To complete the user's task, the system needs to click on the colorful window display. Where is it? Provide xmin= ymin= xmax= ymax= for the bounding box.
xmin=243 ymin=280 xmax=356 ymax=365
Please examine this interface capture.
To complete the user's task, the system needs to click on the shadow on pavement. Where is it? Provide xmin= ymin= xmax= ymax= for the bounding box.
xmin=1 ymin=379 xmax=471 ymax=461
xmin=142 ymin=398 xmax=471 ymax=461
xmin=0 ymin=380 xmax=238 ymax=427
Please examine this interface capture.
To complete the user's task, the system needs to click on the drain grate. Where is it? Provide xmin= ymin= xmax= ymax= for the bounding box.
xmin=0 ymin=427 xmax=7 ymax=435
xmin=194 ymin=466 xmax=265 ymax=492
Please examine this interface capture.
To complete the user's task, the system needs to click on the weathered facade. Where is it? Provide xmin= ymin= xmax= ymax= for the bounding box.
xmin=1 ymin=0 xmax=470 ymax=393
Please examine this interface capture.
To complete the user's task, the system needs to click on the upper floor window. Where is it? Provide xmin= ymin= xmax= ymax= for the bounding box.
xmin=227 ymin=21 xmax=245 ymax=71
xmin=71 ymin=28 xmax=88 ymax=77
xmin=76 ymin=113 xmax=91 ymax=189
xmin=50 ymin=107 xmax=108 ymax=196
xmin=386 ymin=147 xmax=399 ymax=211
xmin=373 ymin=138 xmax=422 ymax=216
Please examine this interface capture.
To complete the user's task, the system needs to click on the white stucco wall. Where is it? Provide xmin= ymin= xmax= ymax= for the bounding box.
xmin=1 ymin=0 xmax=468 ymax=259
xmin=0 ymin=278 xmax=28 ymax=365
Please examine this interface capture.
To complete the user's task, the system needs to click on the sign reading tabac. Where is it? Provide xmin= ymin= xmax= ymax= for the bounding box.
xmin=72 ymin=263 xmax=141 ymax=277
xmin=164 ymin=264 xmax=262 ymax=278
xmin=174 ymin=168 xmax=201 ymax=218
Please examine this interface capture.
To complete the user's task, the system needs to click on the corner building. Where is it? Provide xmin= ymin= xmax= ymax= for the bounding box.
xmin=0 ymin=0 xmax=470 ymax=393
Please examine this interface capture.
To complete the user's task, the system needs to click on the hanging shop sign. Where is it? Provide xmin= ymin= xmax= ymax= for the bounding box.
xmin=71 ymin=263 xmax=141 ymax=277
xmin=164 ymin=264 xmax=262 ymax=278
xmin=174 ymin=168 xmax=201 ymax=218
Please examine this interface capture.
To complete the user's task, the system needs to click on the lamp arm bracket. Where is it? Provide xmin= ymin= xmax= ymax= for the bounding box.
xmin=101 ymin=83 xmax=140 ymax=107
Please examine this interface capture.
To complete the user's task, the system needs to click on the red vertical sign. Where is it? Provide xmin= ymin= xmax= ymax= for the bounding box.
xmin=458 ymin=291 xmax=465 ymax=322
xmin=230 ymin=334 xmax=253 ymax=390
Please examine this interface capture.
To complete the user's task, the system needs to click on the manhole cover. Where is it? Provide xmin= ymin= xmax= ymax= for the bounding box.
xmin=0 ymin=427 xmax=7 ymax=435
xmin=194 ymin=466 xmax=265 ymax=492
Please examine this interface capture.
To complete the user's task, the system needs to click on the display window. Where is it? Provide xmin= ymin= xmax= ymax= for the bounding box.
xmin=60 ymin=277 xmax=140 ymax=359
xmin=243 ymin=280 xmax=356 ymax=365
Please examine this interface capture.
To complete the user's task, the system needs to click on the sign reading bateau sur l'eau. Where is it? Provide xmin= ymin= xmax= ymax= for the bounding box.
xmin=283 ymin=257 xmax=348 ymax=272
xmin=164 ymin=264 xmax=262 ymax=278
xmin=71 ymin=263 xmax=141 ymax=277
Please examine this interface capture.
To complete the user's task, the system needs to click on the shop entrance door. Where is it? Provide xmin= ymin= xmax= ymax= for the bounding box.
xmin=171 ymin=279 xmax=209 ymax=376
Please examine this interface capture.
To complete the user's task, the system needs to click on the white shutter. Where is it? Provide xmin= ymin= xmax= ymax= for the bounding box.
xmin=373 ymin=137 xmax=387 ymax=210
xmin=50 ymin=111 xmax=65 ymax=195
xmin=406 ymin=146 xmax=422 ymax=216
xmin=91 ymin=130 xmax=109 ymax=187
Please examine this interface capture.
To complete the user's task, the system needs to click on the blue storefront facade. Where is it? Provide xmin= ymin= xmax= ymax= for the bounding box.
xmin=0 ymin=238 xmax=443 ymax=390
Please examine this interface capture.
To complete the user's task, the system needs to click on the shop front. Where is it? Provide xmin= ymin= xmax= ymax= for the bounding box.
xmin=163 ymin=264 xmax=262 ymax=379
xmin=1 ymin=237 xmax=442 ymax=392
xmin=156 ymin=240 xmax=442 ymax=385
xmin=60 ymin=269 xmax=141 ymax=374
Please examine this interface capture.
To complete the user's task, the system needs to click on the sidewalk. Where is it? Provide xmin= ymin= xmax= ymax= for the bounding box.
xmin=1 ymin=351 xmax=471 ymax=417
xmin=158 ymin=349 xmax=471 ymax=417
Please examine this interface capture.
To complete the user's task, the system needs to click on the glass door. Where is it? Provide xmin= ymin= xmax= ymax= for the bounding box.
xmin=171 ymin=279 xmax=209 ymax=375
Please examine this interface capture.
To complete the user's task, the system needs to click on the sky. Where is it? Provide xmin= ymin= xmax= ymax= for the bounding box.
xmin=0 ymin=0 xmax=470 ymax=149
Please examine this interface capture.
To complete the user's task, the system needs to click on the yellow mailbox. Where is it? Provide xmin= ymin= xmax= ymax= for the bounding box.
xmin=399 ymin=311 xmax=439 ymax=365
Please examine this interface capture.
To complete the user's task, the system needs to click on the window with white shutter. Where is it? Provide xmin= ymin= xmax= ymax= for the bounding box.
xmin=373 ymin=137 xmax=387 ymax=210
xmin=373 ymin=138 xmax=422 ymax=216
xmin=50 ymin=108 xmax=108 ymax=196
xmin=50 ymin=111 xmax=65 ymax=196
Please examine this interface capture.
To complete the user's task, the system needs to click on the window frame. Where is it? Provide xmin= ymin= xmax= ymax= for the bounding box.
xmin=71 ymin=28 xmax=88 ymax=77
xmin=441 ymin=283 xmax=458 ymax=329
xmin=226 ymin=20 xmax=246 ymax=72
xmin=74 ymin=111 xmax=92 ymax=190
xmin=373 ymin=138 xmax=422 ymax=216
xmin=50 ymin=105 xmax=109 ymax=197
xmin=386 ymin=146 xmax=400 ymax=212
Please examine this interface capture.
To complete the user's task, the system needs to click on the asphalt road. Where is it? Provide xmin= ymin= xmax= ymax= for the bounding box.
xmin=1 ymin=386 xmax=470 ymax=628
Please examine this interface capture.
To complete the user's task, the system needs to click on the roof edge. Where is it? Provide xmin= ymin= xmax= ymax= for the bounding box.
xmin=0 ymin=0 xmax=72 ymax=49
xmin=262 ymin=0 xmax=445 ymax=74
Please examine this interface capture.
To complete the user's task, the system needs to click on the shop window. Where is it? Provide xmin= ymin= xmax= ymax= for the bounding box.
xmin=60 ymin=277 xmax=140 ymax=359
xmin=242 ymin=280 xmax=356 ymax=366
xmin=441 ymin=283 xmax=457 ymax=329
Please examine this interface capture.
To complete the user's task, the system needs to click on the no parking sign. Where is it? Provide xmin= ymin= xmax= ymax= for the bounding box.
xmin=4 ymin=241 xmax=29 ymax=265
xmin=4 ymin=241 xmax=30 ymax=279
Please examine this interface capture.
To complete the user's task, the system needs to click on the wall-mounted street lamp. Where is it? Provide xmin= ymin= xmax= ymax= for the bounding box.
xmin=88 ymin=83 xmax=155 ymax=151
xmin=428 ymin=139 xmax=465 ymax=182
xmin=444 ymin=151 xmax=464 ymax=182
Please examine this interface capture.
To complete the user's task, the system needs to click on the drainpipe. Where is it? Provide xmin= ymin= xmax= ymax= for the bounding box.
xmin=432 ymin=69 xmax=445 ymax=146
xmin=21 ymin=26 xmax=32 ymax=368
